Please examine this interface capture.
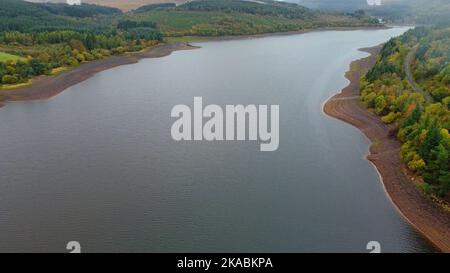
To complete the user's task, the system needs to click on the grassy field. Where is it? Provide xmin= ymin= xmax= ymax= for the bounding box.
xmin=0 ymin=52 xmax=25 ymax=62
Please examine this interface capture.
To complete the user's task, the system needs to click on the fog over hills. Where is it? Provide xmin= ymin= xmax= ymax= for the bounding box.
xmin=367 ymin=0 xmax=450 ymax=24
xmin=285 ymin=0 xmax=450 ymax=24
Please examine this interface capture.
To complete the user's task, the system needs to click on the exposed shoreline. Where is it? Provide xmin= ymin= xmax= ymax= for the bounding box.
xmin=0 ymin=42 xmax=198 ymax=107
xmin=323 ymin=45 xmax=450 ymax=252
xmin=0 ymin=26 xmax=390 ymax=107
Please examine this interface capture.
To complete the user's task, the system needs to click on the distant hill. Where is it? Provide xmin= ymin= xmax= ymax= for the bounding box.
xmin=366 ymin=0 xmax=450 ymax=24
xmin=40 ymin=2 xmax=121 ymax=17
xmin=131 ymin=0 xmax=379 ymax=36
xmin=1 ymin=0 xmax=380 ymax=35
xmin=288 ymin=0 xmax=450 ymax=24
xmin=29 ymin=0 xmax=371 ymax=12
xmin=0 ymin=0 xmax=129 ymax=32
xmin=26 ymin=0 xmax=189 ymax=12
xmin=81 ymin=0 xmax=188 ymax=11
xmin=0 ymin=0 xmax=96 ymax=32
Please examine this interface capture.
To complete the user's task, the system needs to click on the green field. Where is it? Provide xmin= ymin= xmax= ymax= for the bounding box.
xmin=0 ymin=52 xmax=25 ymax=62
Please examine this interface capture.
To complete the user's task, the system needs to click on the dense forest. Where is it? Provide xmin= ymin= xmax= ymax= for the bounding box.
xmin=0 ymin=0 xmax=379 ymax=90
xmin=39 ymin=2 xmax=122 ymax=18
xmin=360 ymin=27 xmax=450 ymax=197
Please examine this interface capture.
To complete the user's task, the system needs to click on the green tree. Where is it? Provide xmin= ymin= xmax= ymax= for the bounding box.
xmin=402 ymin=106 xmax=422 ymax=128
xmin=419 ymin=122 xmax=441 ymax=160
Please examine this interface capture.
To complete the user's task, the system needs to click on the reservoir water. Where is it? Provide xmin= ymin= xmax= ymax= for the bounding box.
xmin=0 ymin=27 xmax=434 ymax=252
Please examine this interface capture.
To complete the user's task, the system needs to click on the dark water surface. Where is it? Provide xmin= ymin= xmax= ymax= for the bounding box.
xmin=0 ymin=28 xmax=434 ymax=252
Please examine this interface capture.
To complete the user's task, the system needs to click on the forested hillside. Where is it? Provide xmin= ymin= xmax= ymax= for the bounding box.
xmin=126 ymin=0 xmax=378 ymax=36
xmin=179 ymin=0 xmax=314 ymax=19
xmin=0 ymin=0 xmax=163 ymax=90
xmin=0 ymin=0 xmax=98 ymax=32
xmin=82 ymin=0 xmax=187 ymax=12
xmin=360 ymin=27 xmax=450 ymax=197
xmin=39 ymin=2 xmax=122 ymax=18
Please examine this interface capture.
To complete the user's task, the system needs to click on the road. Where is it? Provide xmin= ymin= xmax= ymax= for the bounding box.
xmin=404 ymin=45 xmax=434 ymax=103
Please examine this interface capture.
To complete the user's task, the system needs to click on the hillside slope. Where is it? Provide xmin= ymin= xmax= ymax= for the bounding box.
xmin=360 ymin=27 xmax=450 ymax=197
xmin=27 ymin=0 xmax=190 ymax=11
xmin=366 ymin=0 xmax=450 ymax=24
xmin=126 ymin=0 xmax=379 ymax=36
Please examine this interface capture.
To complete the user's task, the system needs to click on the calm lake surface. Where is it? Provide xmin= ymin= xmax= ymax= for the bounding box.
xmin=0 ymin=27 xmax=434 ymax=252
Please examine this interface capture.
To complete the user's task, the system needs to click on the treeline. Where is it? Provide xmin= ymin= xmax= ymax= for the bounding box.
xmin=365 ymin=38 xmax=405 ymax=82
xmin=0 ymin=34 xmax=159 ymax=86
xmin=40 ymin=3 xmax=122 ymax=18
xmin=133 ymin=3 xmax=176 ymax=13
xmin=117 ymin=20 xmax=157 ymax=30
xmin=2 ymin=31 xmax=125 ymax=48
xmin=178 ymin=0 xmax=316 ymax=20
xmin=412 ymin=28 xmax=450 ymax=102
xmin=0 ymin=59 xmax=48 ymax=85
xmin=360 ymin=27 xmax=450 ymax=196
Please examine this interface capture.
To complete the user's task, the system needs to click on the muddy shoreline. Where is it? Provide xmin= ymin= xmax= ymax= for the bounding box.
xmin=323 ymin=45 xmax=450 ymax=252
xmin=0 ymin=43 xmax=197 ymax=106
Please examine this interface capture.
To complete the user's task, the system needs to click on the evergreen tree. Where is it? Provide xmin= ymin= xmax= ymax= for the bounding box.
xmin=419 ymin=122 xmax=441 ymax=160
